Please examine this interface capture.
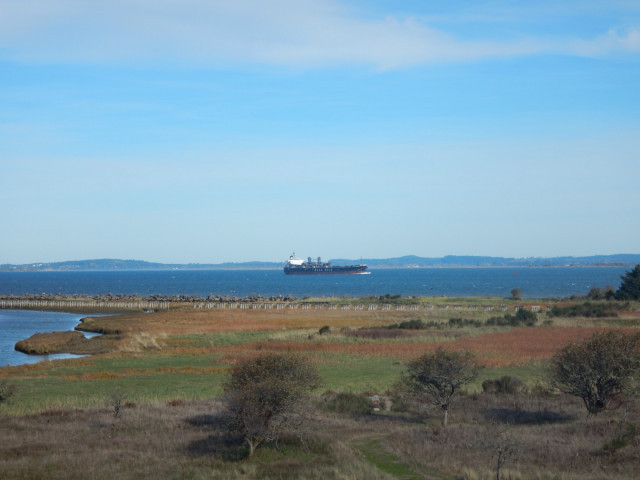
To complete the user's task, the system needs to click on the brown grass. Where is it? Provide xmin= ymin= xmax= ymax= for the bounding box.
xmin=62 ymin=309 xmax=640 ymax=373
xmin=0 ymin=398 xmax=390 ymax=480
xmin=79 ymin=308 xmax=448 ymax=335
xmin=1 ymin=392 xmax=638 ymax=480
xmin=383 ymin=392 xmax=640 ymax=480
xmin=206 ymin=326 xmax=631 ymax=367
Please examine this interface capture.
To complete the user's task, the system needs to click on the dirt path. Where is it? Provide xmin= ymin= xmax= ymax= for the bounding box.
xmin=352 ymin=434 xmax=446 ymax=480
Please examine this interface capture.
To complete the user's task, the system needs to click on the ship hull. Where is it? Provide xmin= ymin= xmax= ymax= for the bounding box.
xmin=284 ymin=266 xmax=368 ymax=275
xmin=284 ymin=254 xmax=368 ymax=275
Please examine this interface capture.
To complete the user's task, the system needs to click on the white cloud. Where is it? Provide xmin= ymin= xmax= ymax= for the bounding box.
xmin=568 ymin=28 xmax=640 ymax=56
xmin=0 ymin=0 xmax=638 ymax=68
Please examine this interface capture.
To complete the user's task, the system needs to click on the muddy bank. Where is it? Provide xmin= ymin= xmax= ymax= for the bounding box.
xmin=11 ymin=311 xmax=155 ymax=358
xmin=14 ymin=331 xmax=120 ymax=355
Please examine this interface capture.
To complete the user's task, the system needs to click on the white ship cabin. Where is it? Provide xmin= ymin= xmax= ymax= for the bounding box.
xmin=287 ymin=254 xmax=305 ymax=266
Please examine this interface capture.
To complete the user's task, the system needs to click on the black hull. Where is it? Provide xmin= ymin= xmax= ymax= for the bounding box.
xmin=284 ymin=266 xmax=367 ymax=275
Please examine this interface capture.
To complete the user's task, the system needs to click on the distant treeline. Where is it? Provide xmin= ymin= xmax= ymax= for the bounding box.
xmin=2 ymin=254 xmax=639 ymax=272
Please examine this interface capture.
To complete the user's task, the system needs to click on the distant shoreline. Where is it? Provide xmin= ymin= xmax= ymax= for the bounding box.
xmin=0 ymin=265 xmax=633 ymax=273
xmin=1 ymin=255 xmax=637 ymax=272
xmin=0 ymin=265 xmax=632 ymax=273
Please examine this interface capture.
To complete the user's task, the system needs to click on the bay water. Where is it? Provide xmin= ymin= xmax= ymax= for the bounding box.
xmin=0 ymin=267 xmax=627 ymax=299
xmin=0 ymin=310 xmax=92 ymax=366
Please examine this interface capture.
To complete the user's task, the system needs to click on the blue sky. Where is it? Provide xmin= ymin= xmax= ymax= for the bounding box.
xmin=1 ymin=0 xmax=639 ymax=264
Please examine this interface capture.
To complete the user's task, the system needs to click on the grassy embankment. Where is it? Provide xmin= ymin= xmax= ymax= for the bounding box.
xmin=1 ymin=297 xmax=639 ymax=479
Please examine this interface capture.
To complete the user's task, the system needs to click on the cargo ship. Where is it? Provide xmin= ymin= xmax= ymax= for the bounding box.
xmin=284 ymin=254 xmax=368 ymax=275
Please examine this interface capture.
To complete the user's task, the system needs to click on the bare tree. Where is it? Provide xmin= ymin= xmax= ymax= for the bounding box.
xmin=549 ymin=330 xmax=640 ymax=415
xmin=404 ymin=348 xmax=479 ymax=427
xmin=223 ymin=353 xmax=320 ymax=458
xmin=108 ymin=390 xmax=126 ymax=437
xmin=493 ymin=434 xmax=518 ymax=480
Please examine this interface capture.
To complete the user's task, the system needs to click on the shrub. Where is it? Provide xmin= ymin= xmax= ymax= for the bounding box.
xmin=346 ymin=328 xmax=409 ymax=339
xmin=587 ymin=286 xmax=615 ymax=300
xmin=397 ymin=319 xmax=427 ymax=330
xmin=320 ymin=392 xmax=372 ymax=415
xmin=482 ymin=376 xmax=526 ymax=395
xmin=549 ymin=330 xmax=640 ymax=414
xmin=318 ymin=325 xmax=331 ymax=335
xmin=548 ymin=302 xmax=620 ymax=318
xmin=603 ymin=423 xmax=637 ymax=453
xmin=378 ymin=293 xmax=402 ymax=303
xmin=0 ymin=380 xmax=16 ymax=406
xmin=387 ymin=319 xmax=432 ymax=330
xmin=224 ymin=353 xmax=320 ymax=458
xmin=486 ymin=309 xmax=538 ymax=327
xmin=448 ymin=317 xmax=483 ymax=328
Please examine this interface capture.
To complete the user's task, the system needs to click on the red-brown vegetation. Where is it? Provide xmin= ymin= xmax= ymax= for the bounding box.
xmin=211 ymin=326 xmax=629 ymax=367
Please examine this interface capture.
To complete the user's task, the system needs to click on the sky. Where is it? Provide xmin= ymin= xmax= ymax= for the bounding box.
xmin=1 ymin=0 xmax=639 ymax=264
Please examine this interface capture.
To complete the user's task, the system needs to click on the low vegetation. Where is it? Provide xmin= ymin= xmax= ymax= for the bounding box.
xmin=0 ymin=380 xmax=16 ymax=407
xmin=482 ymin=375 xmax=527 ymax=395
xmin=386 ymin=308 xmax=539 ymax=330
xmin=1 ymin=292 xmax=640 ymax=479
xmin=548 ymin=301 xmax=622 ymax=318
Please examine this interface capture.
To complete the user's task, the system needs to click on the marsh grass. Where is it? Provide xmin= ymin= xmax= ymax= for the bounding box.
xmin=118 ymin=332 xmax=167 ymax=352
xmin=173 ymin=330 xmax=277 ymax=348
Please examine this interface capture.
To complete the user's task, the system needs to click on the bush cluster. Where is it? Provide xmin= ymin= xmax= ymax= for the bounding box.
xmin=377 ymin=293 xmax=403 ymax=303
xmin=587 ymin=286 xmax=615 ymax=300
xmin=603 ymin=423 xmax=638 ymax=452
xmin=385 ymin=309 xmax=538 ymax=331
xmin=318 ymin=325 xmax=331 ymax=335
xmin=548 ymin=302 xmax=620 ymax=318
xmin=0 ymin=381 xmax=16 ymax=405
xmin=447 ymin=317 xmax=483 ymax=328
xmin=320 ymin=391 xmax=372 ymax=415
xmin=486 ymin=308 xmax=538 ymax=327
xmin=387 ymin=319 xmax=430 ymax=330
xmin=482 ymin=375 xmax=526 ymax=394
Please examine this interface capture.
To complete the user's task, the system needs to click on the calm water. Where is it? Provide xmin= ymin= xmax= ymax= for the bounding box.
xmin=0 ymin=310 xmax=92 ymax=366
xmin=0 ymin=267 xmax=628 ymax=299
xmin=0 ymin=267 xmax=629 ymax=366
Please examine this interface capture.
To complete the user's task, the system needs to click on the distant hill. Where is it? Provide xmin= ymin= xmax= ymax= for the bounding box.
xmin=0 ymin=258 xmax=280 ymax=272
xmin=338 ymin=254 xmax=640 ymax=268
xmin=1 ymin=254 xmax=639 ymax=272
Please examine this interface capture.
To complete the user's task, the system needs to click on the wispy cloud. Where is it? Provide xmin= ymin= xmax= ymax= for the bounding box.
xmin=0 ymin=0 xmax=638 ymax=68
xmin=568 ymin=28 xmax=640 ymax=56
